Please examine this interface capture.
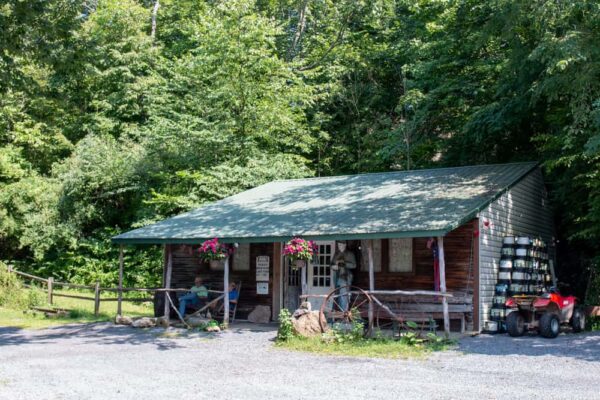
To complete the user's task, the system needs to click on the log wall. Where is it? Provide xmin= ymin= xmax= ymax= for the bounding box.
xmin=169 ymin=243 xmax=275 ymax=320
xmin=353 ymin=221 xmax=477 ymax=294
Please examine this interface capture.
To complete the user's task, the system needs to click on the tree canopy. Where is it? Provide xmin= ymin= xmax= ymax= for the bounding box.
xmin=0 ymin=0 xmax=598 ymax=293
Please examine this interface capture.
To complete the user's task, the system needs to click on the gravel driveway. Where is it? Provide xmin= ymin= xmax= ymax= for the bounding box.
xmin=0 ymin=322 xmax=598 ymax=400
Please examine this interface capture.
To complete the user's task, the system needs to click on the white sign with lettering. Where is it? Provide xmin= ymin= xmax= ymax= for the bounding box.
xmin=256 ymin=256 xmax=270 ymax=281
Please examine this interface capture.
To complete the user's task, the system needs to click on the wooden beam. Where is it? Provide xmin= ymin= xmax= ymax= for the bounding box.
xmin=301 ymin=261 xmax=307 ymax=296
xmin=437 ymin=236 xmax=450 ymax=335
xmin=472 ymin=218 xmax=480 ymax=332
xmin=117 ymin=245 xmax=124 ymax=315
xmin=223 ymin=256 xmax=230 ymax=327
xmin=272 ymin=242 xmax=282 ymax=320
xmin=163 ymin=245 xmax=173 ymax=320
xmin=367 ymin=239 xmax=375 ymax=333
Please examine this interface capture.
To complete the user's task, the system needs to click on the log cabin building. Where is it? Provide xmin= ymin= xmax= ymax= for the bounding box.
xmin=112 ymin=162 xmax=554 ymax=332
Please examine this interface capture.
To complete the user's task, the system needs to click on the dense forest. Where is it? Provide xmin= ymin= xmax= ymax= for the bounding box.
xmin=0 ymin=0 xmax=599 ymax=297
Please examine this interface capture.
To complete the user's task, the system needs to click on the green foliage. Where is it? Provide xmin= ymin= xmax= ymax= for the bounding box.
xmin=1 ymin=0 xmax=599 ymax=291
xmin=276 ymin=308 xmax=294 ymax=341
xmin=588 ymin=316 xmax=600 ymax=332
xmin=0 ymin=263 xmax=46 ymax=310
xmin=585 ymin=261 xmax=600 ymax=306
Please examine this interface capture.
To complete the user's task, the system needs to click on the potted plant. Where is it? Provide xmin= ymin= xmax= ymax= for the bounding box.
xmin=283 ymin=237 xmax=318 ymax=269
xmin=199 ymin=238 xmax=233 ymax=270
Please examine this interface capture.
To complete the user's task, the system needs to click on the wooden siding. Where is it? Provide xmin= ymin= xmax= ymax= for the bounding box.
xmin=353 ymin=222 xmax=477 ymax=329
xmin=168 ymin=243 xmax=275 ymax=320
xmin=477 ymin=168 xmax=555 ymax=331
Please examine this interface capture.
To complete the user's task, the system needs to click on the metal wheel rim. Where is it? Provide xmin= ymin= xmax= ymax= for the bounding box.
xmin=319 ymin=286 xmax=372 ymax=333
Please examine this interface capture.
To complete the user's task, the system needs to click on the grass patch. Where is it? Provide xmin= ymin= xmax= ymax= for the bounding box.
xmin=0 ymin=289 xmax=153 ymax=329
xmin=274 ymin=309 xmax=453 ymax=359
xmin=276 ymin=335 xmax=453 ymax=359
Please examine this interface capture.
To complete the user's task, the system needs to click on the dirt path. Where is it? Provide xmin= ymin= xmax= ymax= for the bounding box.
xmin=0 ymin=322 xmax=598 ymax=400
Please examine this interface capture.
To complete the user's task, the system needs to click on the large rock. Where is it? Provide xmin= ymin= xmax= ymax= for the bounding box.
xmin=291 ymin=310 xmax=325 ymax=337
xmin=186 ymin=316 xmax=210 ymax=327
xmin=156 ymin=316 xmax=169 ymax=328
xmin=248 ymin=305 xmax=271 ymax=323
xmin=132 ymin=317 xmax=156 ymax=328
xmin=115 ymin=315 xmax=133 ymax=325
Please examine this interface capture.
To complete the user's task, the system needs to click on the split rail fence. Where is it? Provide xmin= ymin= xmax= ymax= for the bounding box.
xmin=4 ymin=265 xmax=183 ymax=316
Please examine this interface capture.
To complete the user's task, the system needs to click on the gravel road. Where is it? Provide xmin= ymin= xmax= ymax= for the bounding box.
xmin=0 ymin=322 xmax=598 ymax=400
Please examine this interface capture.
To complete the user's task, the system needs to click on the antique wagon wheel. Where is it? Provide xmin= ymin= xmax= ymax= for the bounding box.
xmin=319 ymin=286 xmax=373 ymax=334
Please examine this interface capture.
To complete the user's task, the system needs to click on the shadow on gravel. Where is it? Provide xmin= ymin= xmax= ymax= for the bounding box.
xmin=0 ymin=323 xmax=188 ymax=350
xmin=458 ymin=331 xmax=600 ymax=362
xmin=0 ymin=322 xmax=277 ymax=349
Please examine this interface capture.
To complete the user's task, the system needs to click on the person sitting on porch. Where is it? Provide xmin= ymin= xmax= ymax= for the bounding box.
xmin=211 ymin=282 xmax=239 ymax=314
xmin=228 ymin=282 xmax=239 ymax=306
xmin=178 ymin=276 xmax=208 ymax=317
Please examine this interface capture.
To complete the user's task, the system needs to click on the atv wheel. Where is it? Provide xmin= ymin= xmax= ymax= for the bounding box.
xmin=571 ymin=307 xmax=585 ymax=333
xmin=539 ymin=313 xmax=560 ymax=338
xmin=506 ymin=312 xmax=525 ymax=337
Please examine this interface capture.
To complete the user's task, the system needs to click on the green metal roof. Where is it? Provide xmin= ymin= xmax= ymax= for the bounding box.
xmin=112 ymin=162 xmax=539 ymax=244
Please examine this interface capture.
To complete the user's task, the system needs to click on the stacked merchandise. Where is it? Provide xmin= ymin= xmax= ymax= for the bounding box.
xmin=511 ymin=236 xmax=550 ymax=296
xmin=489 ymin=236 xmax=515 ymax=331
xmin=487 ymin=235 xmax=551 ymax=333
xmin=489 ymin=283 xmax=509 ymax=332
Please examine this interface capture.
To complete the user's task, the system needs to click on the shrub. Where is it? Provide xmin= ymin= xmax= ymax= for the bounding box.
xmin=0 ymin=263 xmax=26 ymax=309
xmin=27 ymin=286 xmax=45 ymax=308
xmin=276 ymin=308 xmax=294 ymax=341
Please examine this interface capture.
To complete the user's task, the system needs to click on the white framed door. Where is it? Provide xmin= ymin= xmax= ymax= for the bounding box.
xmin=306 ymin=241 xmax=335 ymax=310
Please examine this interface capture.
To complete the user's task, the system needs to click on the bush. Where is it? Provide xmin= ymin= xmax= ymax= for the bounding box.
xmin=0 ymin=262 xmax=47 ymax=310
xmin=276 ymin=308 xmax=294 ymax=341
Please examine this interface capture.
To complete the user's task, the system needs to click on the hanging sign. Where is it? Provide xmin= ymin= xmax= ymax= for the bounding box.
xmin=256 ymin=256 xmax=270 ymax=281
xmin=256 ymin=282 xmax=269 ymax=295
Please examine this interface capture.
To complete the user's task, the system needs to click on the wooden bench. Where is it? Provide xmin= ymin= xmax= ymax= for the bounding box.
xmin=371 ymin=293 xmax=473 ymax=333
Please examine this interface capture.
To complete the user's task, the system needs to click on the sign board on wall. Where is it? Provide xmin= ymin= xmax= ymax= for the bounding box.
xmin=256 ymin=256 xmax=270 ymax=281
xmin=256 ymin=282 xmax=269 ymax=295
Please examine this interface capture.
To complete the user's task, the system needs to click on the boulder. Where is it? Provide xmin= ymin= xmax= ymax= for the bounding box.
xmin=291 ymin=310 xmax=325 ymax=337
xmin=156 ymin=316 xmax=169 ymax=328
xmin=132 ymin=317 xmax=156 ymax=328
xmin=186 ymin=316 xmax=211 ymax=327
xmin=115 ymin=315 xmax=133 ymax=325
xmin=248 ymin=305 xmax=271 ymax=323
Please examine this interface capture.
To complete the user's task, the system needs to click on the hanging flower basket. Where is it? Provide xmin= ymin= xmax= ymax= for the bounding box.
xmin=293 ymin=259 xmax=307 ymax=269
xmin=209 ymin=259 xmax=226 ymax=271
xmin=284 ymin=237 xmax=318 ymax=269
xmin=199 ymin=238 xmax=233 ymax=269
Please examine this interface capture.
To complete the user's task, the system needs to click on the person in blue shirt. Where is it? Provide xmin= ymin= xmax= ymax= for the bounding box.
xmin=228 ymin=282 xmax=239 ymax=306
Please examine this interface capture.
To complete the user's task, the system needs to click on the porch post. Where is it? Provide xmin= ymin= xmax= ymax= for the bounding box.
xmin=301 ymin=262 xmax=307 ymax=296
xmin=437 ymin=236 xmax=450 ymax=335
xmin=117 ymin=245 xmax=124 ymax=315
xmin=223 ymin=255 xmax=230 ymax=327
xmin=164 ymin=245 xmax=173 ymax=321
xmin=367 ymin=239 xmax=375 ymax=333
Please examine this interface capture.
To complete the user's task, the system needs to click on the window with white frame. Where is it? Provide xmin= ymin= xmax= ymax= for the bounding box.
xmin=388 ymin=238 xmax=413 ymax=273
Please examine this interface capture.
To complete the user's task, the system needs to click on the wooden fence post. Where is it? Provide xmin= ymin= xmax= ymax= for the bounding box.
xmin=94 ymin=281 xmax=101 ymax=316
xmin=47 ymin=277 xmax=54 ymax=305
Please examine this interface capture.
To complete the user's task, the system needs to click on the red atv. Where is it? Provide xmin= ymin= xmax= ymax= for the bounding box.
xmin=505 ymin=288 xmax=585 ymax=338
